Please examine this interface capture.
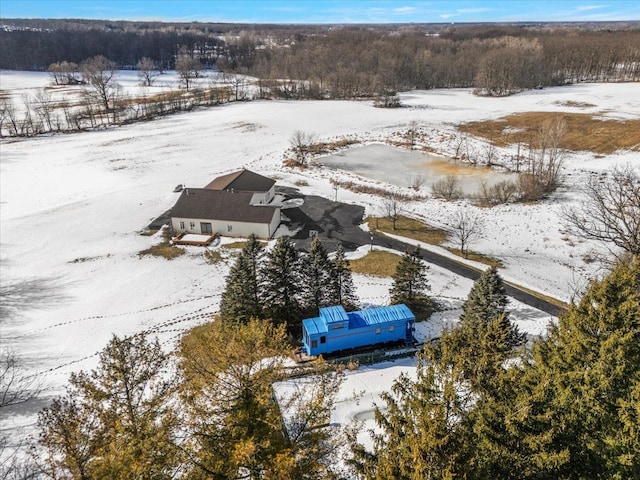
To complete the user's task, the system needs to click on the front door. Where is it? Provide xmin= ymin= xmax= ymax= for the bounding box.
xmin=200 ymin=222 xmax=212 ymax=234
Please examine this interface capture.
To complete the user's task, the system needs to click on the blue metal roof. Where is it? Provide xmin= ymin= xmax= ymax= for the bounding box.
xmin=348 ymin=304 xmax=415 ymax=329
xmin=302 ymin=316 xmax=328 ymax=335
xmin=303 ymin=304 xmax=415 ymax=337
xmin=319 ymin=305 xmax=349 ymax=324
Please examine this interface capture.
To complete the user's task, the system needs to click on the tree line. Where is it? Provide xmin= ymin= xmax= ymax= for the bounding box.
xmin=245 ymin=27 xmax=640 ymax=99
xmin=2 ymin=22 xmax=639 ymax=98
xmin=4 ymin=246 xmax=638 ymax=478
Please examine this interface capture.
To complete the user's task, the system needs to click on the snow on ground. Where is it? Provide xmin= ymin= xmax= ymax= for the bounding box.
xmin=0 ymin=72 xmax=637 ymax=453
xmin=0 ymin=69 xmax=222 ymax=102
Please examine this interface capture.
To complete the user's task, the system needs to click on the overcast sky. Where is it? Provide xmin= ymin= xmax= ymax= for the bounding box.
xmin=2 ymin=0 xmax=639 ymax=23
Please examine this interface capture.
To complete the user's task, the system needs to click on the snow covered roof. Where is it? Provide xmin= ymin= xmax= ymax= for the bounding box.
xmin=171 ymin=188 xmax=278 ymax=224
xmin=205 ymin=169 xmax=276 ymax=193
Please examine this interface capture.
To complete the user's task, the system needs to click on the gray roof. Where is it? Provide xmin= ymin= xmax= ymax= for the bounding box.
xmin=171 ymin=189 xmax=278 ymax=224
xmin=205 ymin=169 xmax=276 ymax=192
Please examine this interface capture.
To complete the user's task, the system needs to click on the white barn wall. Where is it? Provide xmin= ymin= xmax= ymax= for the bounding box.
xmin=171 ymin=210 xmax=280 ymax=238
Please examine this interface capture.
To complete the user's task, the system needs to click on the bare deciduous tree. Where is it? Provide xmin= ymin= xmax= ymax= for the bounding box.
xmin=563 ymin=165 xmax=640 ymax=259
xmin=383 ymin=193 xmax=405 ymax=230
xmin=519 ymin=116 xmax=566 ymax=200
xmin=223 ymin=73 xmax=249 ymax=101
xmin=81 ymin=55 xmax=119 ymax=120
xmin=484 ymin=141 xmax=497 ymax=167
xmin=48 ymin=61 xmax=81 ymax=86
xmin=409 ymin=174 xmax=426 ymax=191
xmin=432 ymin=175 xmax=462 ymax=200
xmin=175 ymin=51 xmax=202 ymax=91
xmin=406 ymin=120 xmax=419 ymax=150
xmin=137 ymin=57 xmax=160 ymax=87
xmin=289 ymin=130 xmax=316 ymax=167
xmin=452 ymin=210 xmax=483 ymax=258
xmin=453 ymin=134 xmax=468 ymax=162
xmin=0 ymin=350 xmax=43 ymax=480
xmin=478 ymin=179 xmax=518 ymax=205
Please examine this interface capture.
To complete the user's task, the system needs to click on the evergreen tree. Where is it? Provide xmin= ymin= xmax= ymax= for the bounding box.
xmin=512 ymin=258 xmax=640 ymax=479
xmin=260 ymin=236 xmax=302 ymax=329
xmin=350 ymin=346 xmax=471 ymax=480
xmin=330 ymin=243 xmax=359 ymax=311
xmin=352 ymin=260 xmax=640 ymax=480
xmin=389 ymin=246 xmax=433 ymax=319
xmin=36 ymin=334 xmax=181 ymax=480
xmin=300 ymin=236 xmax=336 ymax=316
xmin=459 ymin=266 xmax=525 ymax=351
xmin=179 ymin=319 xmax=344 ymax=479
xmin=219 ymin=234 xmax=264 ymax=323
xmin=454 ymin=267 xmax=524 ymax=391
xmin=459 ymin=266 xmax=508 ymax=325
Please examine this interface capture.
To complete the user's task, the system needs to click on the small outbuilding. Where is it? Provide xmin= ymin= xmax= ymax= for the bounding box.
xmin=301 ymin=304 xmax=415 ymax=357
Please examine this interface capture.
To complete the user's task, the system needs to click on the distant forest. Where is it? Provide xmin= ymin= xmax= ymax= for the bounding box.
xmin=1 ymin=19 xmax=639 ymax=97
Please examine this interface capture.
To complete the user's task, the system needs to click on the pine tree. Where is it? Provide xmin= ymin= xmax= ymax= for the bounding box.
xmin=513 ymin=258 xmax=640 ymax=479
xmin=460 ymin=266 xmax=507 ymax=324
xmin=179 ymin=319 xmax=344 ymax=479
xmin=352 ymin=260 xmax=640 ymax=480
xmin=299 ymin=236 xmax=335 ymax=316
xmin=389 ymin=246 xmax=433 ymax=319
xmin=36 ymin=334 xmax=181 ymax=479
xmin=330 ymin=243 xmax=359 ymax=311
xmin=350 ymin=348 xmax=471 ymax=480
xmin=454 ymin=267 xmax=524 ymax=391
xmin=219 ymin=234 xmax=264 ymax=323
xmin=260 ymin=236 xmax=302 ymax=329
xmin=460 ymin=266 xmax=524 ymax=348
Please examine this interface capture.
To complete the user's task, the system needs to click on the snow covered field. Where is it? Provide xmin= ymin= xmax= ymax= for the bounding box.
xmin=1 ymin=71 xmax=638 ymax=452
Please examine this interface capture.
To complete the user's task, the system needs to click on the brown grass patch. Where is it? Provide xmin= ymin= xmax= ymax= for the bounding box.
xmin=334 ymin=181 xmax=423 ymax=200
xmin=308 ymin=139 xmax=359 ymax=155
xmin=294 ymin=179 xmax=309 ymax=187
xmin=222 ymin=240 xmax=267 ymax=250
xmin=445 ymin=248 xmax=504 ymax=269
xmin=204 ymin=249 xmax=224 ymax=264
xmin=554 ymin=100 xmax=596 ymax=108
xmin=350 ymin=250 xmax=401 ymax=277
xmin=138 ymin=243 xmax=186 ymax=260
xmin=459 ymin=112 xmax=640 ymax=154
xmin=503 ymin=281 xmax=569 ymax=311
xmin=368 ymin=216 xmax=448 ymax=246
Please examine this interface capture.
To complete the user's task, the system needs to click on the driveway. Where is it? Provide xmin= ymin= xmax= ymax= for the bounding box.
xmin=278 ymin=187 xmax=564 ymax=317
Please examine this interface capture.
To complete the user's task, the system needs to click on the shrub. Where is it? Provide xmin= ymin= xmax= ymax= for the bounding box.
xmin=431 ymin=175 xmax=462 ymax=200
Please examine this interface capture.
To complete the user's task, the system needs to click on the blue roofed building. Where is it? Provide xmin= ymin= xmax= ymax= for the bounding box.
xmin=301 ymin=304 xmax=416 ymax=357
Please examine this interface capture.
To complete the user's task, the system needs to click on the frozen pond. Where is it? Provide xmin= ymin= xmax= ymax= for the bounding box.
xmin=315 ymin=144 xmax=518 ymax=196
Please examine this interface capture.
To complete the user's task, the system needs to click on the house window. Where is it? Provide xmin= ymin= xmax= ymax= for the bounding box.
xmin=375 ymin=328 xmax=381 ymax=334
xmin=389 ymin=325 xmax=395 ymax=332
xmin=227 ymin=224 xmax=233 ymax=232
xmin=320 ymin=336 xmax=326 ymax=344
xmin=179 ymin=221 xmax=185 ymax=230
xmin=311 ymin=340 xmax=318 ymax=348
xmin=200 ymin=222 xmax=212 ymax=234
xmin=190 ymin=222 xmax=195 ymax=229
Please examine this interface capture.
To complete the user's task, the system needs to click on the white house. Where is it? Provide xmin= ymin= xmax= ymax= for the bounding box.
xmin=170 ymin=170 xmax=281 ymax=238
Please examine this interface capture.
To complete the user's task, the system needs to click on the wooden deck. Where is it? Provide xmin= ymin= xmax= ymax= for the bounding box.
xmin=171 ymin=232 xmax=218 ymax=246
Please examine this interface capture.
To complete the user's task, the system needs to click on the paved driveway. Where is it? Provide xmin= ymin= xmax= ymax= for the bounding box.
xmin=278 ymin=187 xmax=564 ymax=317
